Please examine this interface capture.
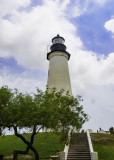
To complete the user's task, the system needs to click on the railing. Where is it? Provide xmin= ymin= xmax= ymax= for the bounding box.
xmin=86 ymin=129 xmax=98 ymax=160
xmin=63 ymin=127 xmax=72 ymax=160
xmin=64 ymin=144 xmax=69 ymax=160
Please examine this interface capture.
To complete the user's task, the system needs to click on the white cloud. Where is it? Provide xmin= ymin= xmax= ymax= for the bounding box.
xmin=71 ymin=6 xmax=87 ymax=17
xmin=0 ymin=0 xmax=82 ymax=70
xmin=54 ymin=0 xmax=70 ymax=11
xmin=67 ymin=0 xmax=111 ymax=18
xmin=70 ymin=51 xmax=114 ymax=88
xmin=69 ymin=51 xmax=114 ymax=131
xmin=93 ymin=0 xmax=111 ymax=5
xmin=0 ymin=72 xmax=46 ymax=93
xmin=67 ymin=0 xmax=88 ymax=17
xmin=104 ymin=18 xmax=114 ymax=34
xmin=82 ymin=84 xmax=114 ymax=131
xmin=0 ymin=0 xmax=31 ymax=17
xmin=70 ymin=50 xmax=114 ymax=96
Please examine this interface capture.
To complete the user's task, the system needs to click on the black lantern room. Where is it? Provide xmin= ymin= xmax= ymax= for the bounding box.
xmin=47 ymin=34 xmax=70 ymax=60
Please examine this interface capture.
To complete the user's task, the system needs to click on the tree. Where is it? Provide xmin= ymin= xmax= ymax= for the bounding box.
xmin=109 ymin=127 xmax=114 ymax=134
xmin=0 ymin=86 xmax=13 ymax=134
xmin=0 ymin=86 xmax=88 ymax=160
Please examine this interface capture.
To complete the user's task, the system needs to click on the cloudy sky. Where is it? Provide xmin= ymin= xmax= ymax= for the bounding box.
xmin=0 ymin=0 xmax=114 ymax=132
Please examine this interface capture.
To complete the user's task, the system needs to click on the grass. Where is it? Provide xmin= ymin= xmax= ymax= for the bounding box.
xmin=2 ymin=132 xmax=114 ymax=160
xmin=0 ymin=132 xmax=65 ymax=160
xmin=91 ymin=133 xmax=114 ymax=160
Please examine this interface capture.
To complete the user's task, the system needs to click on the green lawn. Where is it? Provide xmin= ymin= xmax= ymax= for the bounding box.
xmin=2 ymin=132 xmax=114 ymax=160
xmin=0 ymin=132 xmax=65 ymax=160
xmin=91 ymin=133 xmax=114 ymax=160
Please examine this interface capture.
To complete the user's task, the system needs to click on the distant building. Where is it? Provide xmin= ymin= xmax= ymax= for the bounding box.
xmin=97 ymin=128 xmax=110 ymax=134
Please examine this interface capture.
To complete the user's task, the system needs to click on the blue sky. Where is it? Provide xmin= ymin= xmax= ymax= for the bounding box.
xmin=74 ymin=1 xmax=114 ymax=55
xmin=0 ymin=0 xmax=114 ymax=133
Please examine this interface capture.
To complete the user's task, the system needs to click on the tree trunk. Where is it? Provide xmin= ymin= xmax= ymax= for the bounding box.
xmin=13 ymin=126 xmax=40 ymax=160
xmin=29 ymin=145 xmax=39 ymax=160
xmin=13 ymin=144 xmax=39 ymax=160
xmin=13 ymin=147 xmax=29 ymax=160
xmin=0 ymin=154 xmax=3 ymax=160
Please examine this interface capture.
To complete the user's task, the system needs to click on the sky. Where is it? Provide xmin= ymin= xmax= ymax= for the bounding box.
xmin=0 ymin=0 xmax=114 ymax=133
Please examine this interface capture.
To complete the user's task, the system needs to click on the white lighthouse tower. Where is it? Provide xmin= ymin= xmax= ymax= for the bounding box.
xmin=47 ymin=34 xmax=72 ymax=95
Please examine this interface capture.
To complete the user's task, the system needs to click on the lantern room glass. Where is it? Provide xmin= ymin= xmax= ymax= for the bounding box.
xmin=52 ymin=37 xmax=65 ymax=44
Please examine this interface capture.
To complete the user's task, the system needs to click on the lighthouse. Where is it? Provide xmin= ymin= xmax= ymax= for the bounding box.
xmin=47 ymin=34 xmax=72 ymax=95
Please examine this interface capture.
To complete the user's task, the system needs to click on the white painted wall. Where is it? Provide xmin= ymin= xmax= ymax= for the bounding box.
xmin=47 ymin=51 xmax=72 ymax=95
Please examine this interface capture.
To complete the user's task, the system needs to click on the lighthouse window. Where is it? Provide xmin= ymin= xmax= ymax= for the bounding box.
xmin=53 ymin=38 xmax=64 ymax=44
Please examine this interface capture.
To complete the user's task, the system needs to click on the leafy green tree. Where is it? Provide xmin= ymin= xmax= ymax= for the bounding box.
xmin=0 ymin=86 xmax=13 ymax=134
xmin=0 ymin=86 xmax=88 ymax=160
xmin=109 ymin=127 xmax=114 ymax=134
